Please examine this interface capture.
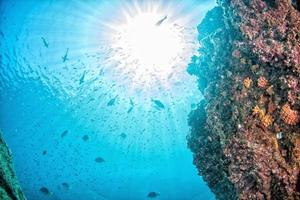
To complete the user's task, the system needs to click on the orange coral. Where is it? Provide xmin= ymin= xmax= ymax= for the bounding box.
xmin=243 ymin=77 xmax=252 ymax=88
xmin=261 ymin=114 xmax=273 ymax=128
xmin=253 ymin=105 xmax=265 ymax=119
xmin=280 ymin=104 xmax=299 ymax=125
xmin=253 ymin=105 xmax=273 ymax=127
xmin=257 ymin=76 xmax=268 ymax=88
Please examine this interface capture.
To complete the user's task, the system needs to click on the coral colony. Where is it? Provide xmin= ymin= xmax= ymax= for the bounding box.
xmin=188 ymin=0 xmax=300 ymax=199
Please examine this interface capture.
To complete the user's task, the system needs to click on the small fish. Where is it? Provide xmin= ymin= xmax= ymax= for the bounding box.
xmin=127 ymin=98 xmax=134 ymax=113
xmin=41 ymin=37 xmax=49 ymax=48
xmin=99 ymin=68 xmax=104 ymax=76
xmin=95 ymin=157 xmax=105 ymax=163
xmin=82 ymin=135 xmax=89 ymax=141
xmin=40 ymin=187 xmax=51 ymax=195
xmin=147 ymin=192 xmax=159 ymax=198
xmin=151 ymin=99 xmax=165 ymax=110
xmin=127 ymin=106 xmax=134 ymax=114
xmin=42 ymin=150 xmax=47 ymax=155
xmin=107 ymin=95 xmax=118 ymax=106
xmin=61 ymin=182 xmax=70 ymax=190
xmin=62 ymin=48 xmax=69 ymax=62
xmin=61 ymin=130 xmax=68 ymax=138
xmin=156 ymin=15 xmax=167 ymax=26
xmin=79 ymin=71 xmax=86 ymax=85
xmin=120 ymin=133 xmax=127 ymax=139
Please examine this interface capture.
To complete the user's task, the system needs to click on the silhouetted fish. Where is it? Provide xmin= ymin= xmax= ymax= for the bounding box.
xmin=61 ymin=130 xmax=68 ymax=138
xmin=127 ymin=98 xmax=134 ymax=113
xmin=99 ymin=68 xmax=104 ymax=76
xmin=79 ymin=71 xmax=86 ymax=85
xmin=41 ymin=37 xmax=49 ymax=48
xmin=120 ymin=133 xmax=127 ymax=139
xmin=156 ymin=16 xmax=167 ymax=26
xmin=42 ymin=150 xmax=47 ymax=155
xmin=147 ymin=192 xmax=159 ymax=198
xmin=107 ymin=96 xmax=118 ymax=106
xmin=62 ymin=48 xmax=69 ymax=62
xmin=95 ymin=157 xmax=105 ymax=163
xmin=82 ymin=135 xmax=89 ymax=141
xmin=61 ymin=182 xmax=70 ymax=190
xmin=40 ymin=187 xmax=50 ymax=195
xmin=127 ymin=106 xmax=134 ymax=113
xmin=151 ymin=99 xmax=165 ymax=110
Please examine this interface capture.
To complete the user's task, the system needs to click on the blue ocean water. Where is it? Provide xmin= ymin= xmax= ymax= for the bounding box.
xmin=0 ymin=1 xmax=216 ymax=199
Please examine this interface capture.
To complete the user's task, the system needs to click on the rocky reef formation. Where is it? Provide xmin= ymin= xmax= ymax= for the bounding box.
xmin=0 ymin=131 xmax=26 ymax=200
xmin=188 ymin=0 xmax=300 ymax=199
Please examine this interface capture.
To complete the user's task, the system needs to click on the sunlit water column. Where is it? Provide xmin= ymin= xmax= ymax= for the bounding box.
xmin=0 ymin=0 xmax=216 ymax=199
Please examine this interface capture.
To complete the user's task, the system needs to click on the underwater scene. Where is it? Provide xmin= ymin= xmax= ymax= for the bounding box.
xmin=1 ymin=0 xmax=300 ymax=200
xmin=0 ymin=0 xmax=216 ymax=200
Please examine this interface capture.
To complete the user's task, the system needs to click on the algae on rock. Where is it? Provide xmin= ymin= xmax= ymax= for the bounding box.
xmin=0 ymin=131 xmax=26 ymax=200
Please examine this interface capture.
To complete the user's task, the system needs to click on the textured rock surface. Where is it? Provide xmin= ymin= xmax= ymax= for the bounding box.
xmin=0 ymin=131 xmax=26 ymax=200
xmin=188 ymin=0 xmax=300 ymax=199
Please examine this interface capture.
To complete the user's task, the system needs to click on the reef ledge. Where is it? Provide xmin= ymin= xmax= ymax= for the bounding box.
xmin=188 ymin=0 xmax=300 ymax=199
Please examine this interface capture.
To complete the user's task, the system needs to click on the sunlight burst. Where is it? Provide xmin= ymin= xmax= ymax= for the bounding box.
xmin=116 ymin=12 xmax=182 ymax=69
xmin=104 ymin=4 xmax=198 ymax=92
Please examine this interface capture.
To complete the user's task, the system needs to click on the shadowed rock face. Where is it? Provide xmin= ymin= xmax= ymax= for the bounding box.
xmin=0 ymin=132 xmax=25 ymax=200
xmin=188 ymin=0 xmax=300 ymax=199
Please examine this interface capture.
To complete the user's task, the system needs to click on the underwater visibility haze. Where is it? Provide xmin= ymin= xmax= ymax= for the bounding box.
xmin=0 ymin=0 xmax=217 ymax=200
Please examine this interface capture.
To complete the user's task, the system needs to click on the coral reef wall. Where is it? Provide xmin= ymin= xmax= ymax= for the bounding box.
xmin=188 ymin=0 xmax=300 ymax=199
xmin=0 ymin=131 xmax=26 ymax=200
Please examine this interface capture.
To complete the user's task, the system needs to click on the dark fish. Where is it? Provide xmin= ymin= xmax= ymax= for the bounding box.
xmin=120 ymin=133 xmax=127 ymax=139
xmin=61 ymin=182 xmax=70 ymax=190
xmin=40 ymin=187 xmax=50 ymax=195
xmin=95 ymin=157 xmax=105 ymax=163
xmin=147 ymin=192 xmax=159 ymax=198
xmin=41 ymin=37 xmax=49 ymax=48
xmin=127 ymin=106 xmax=134 ymax=114
xmin=82 ymin=135 xmax=89 ymax=141
xmin=156 ymin=16 xmax=167 ymax=26
xmin=42 ymin=150 xmax=47 ymax=155
xmin=62 ymin=48 xmax=69 ymax=62
xmin=99 ymin=68 xmax=104 ymax=76
xmin=79 ymin=71 xmax=86 ymax=84
xmin=127 ymin=98 xmax=134 ymax=113
xmin=152 ymin=99 xmax=165 ymax=110
xmin=61 ymin=130 xmax=68 ymax=138
xmin=107 ymin=95 xmax=118 ymax=106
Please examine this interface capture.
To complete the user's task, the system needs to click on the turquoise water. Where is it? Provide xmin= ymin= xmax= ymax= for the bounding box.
xmin=0 ymin=1 xmax=216 ymax=199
